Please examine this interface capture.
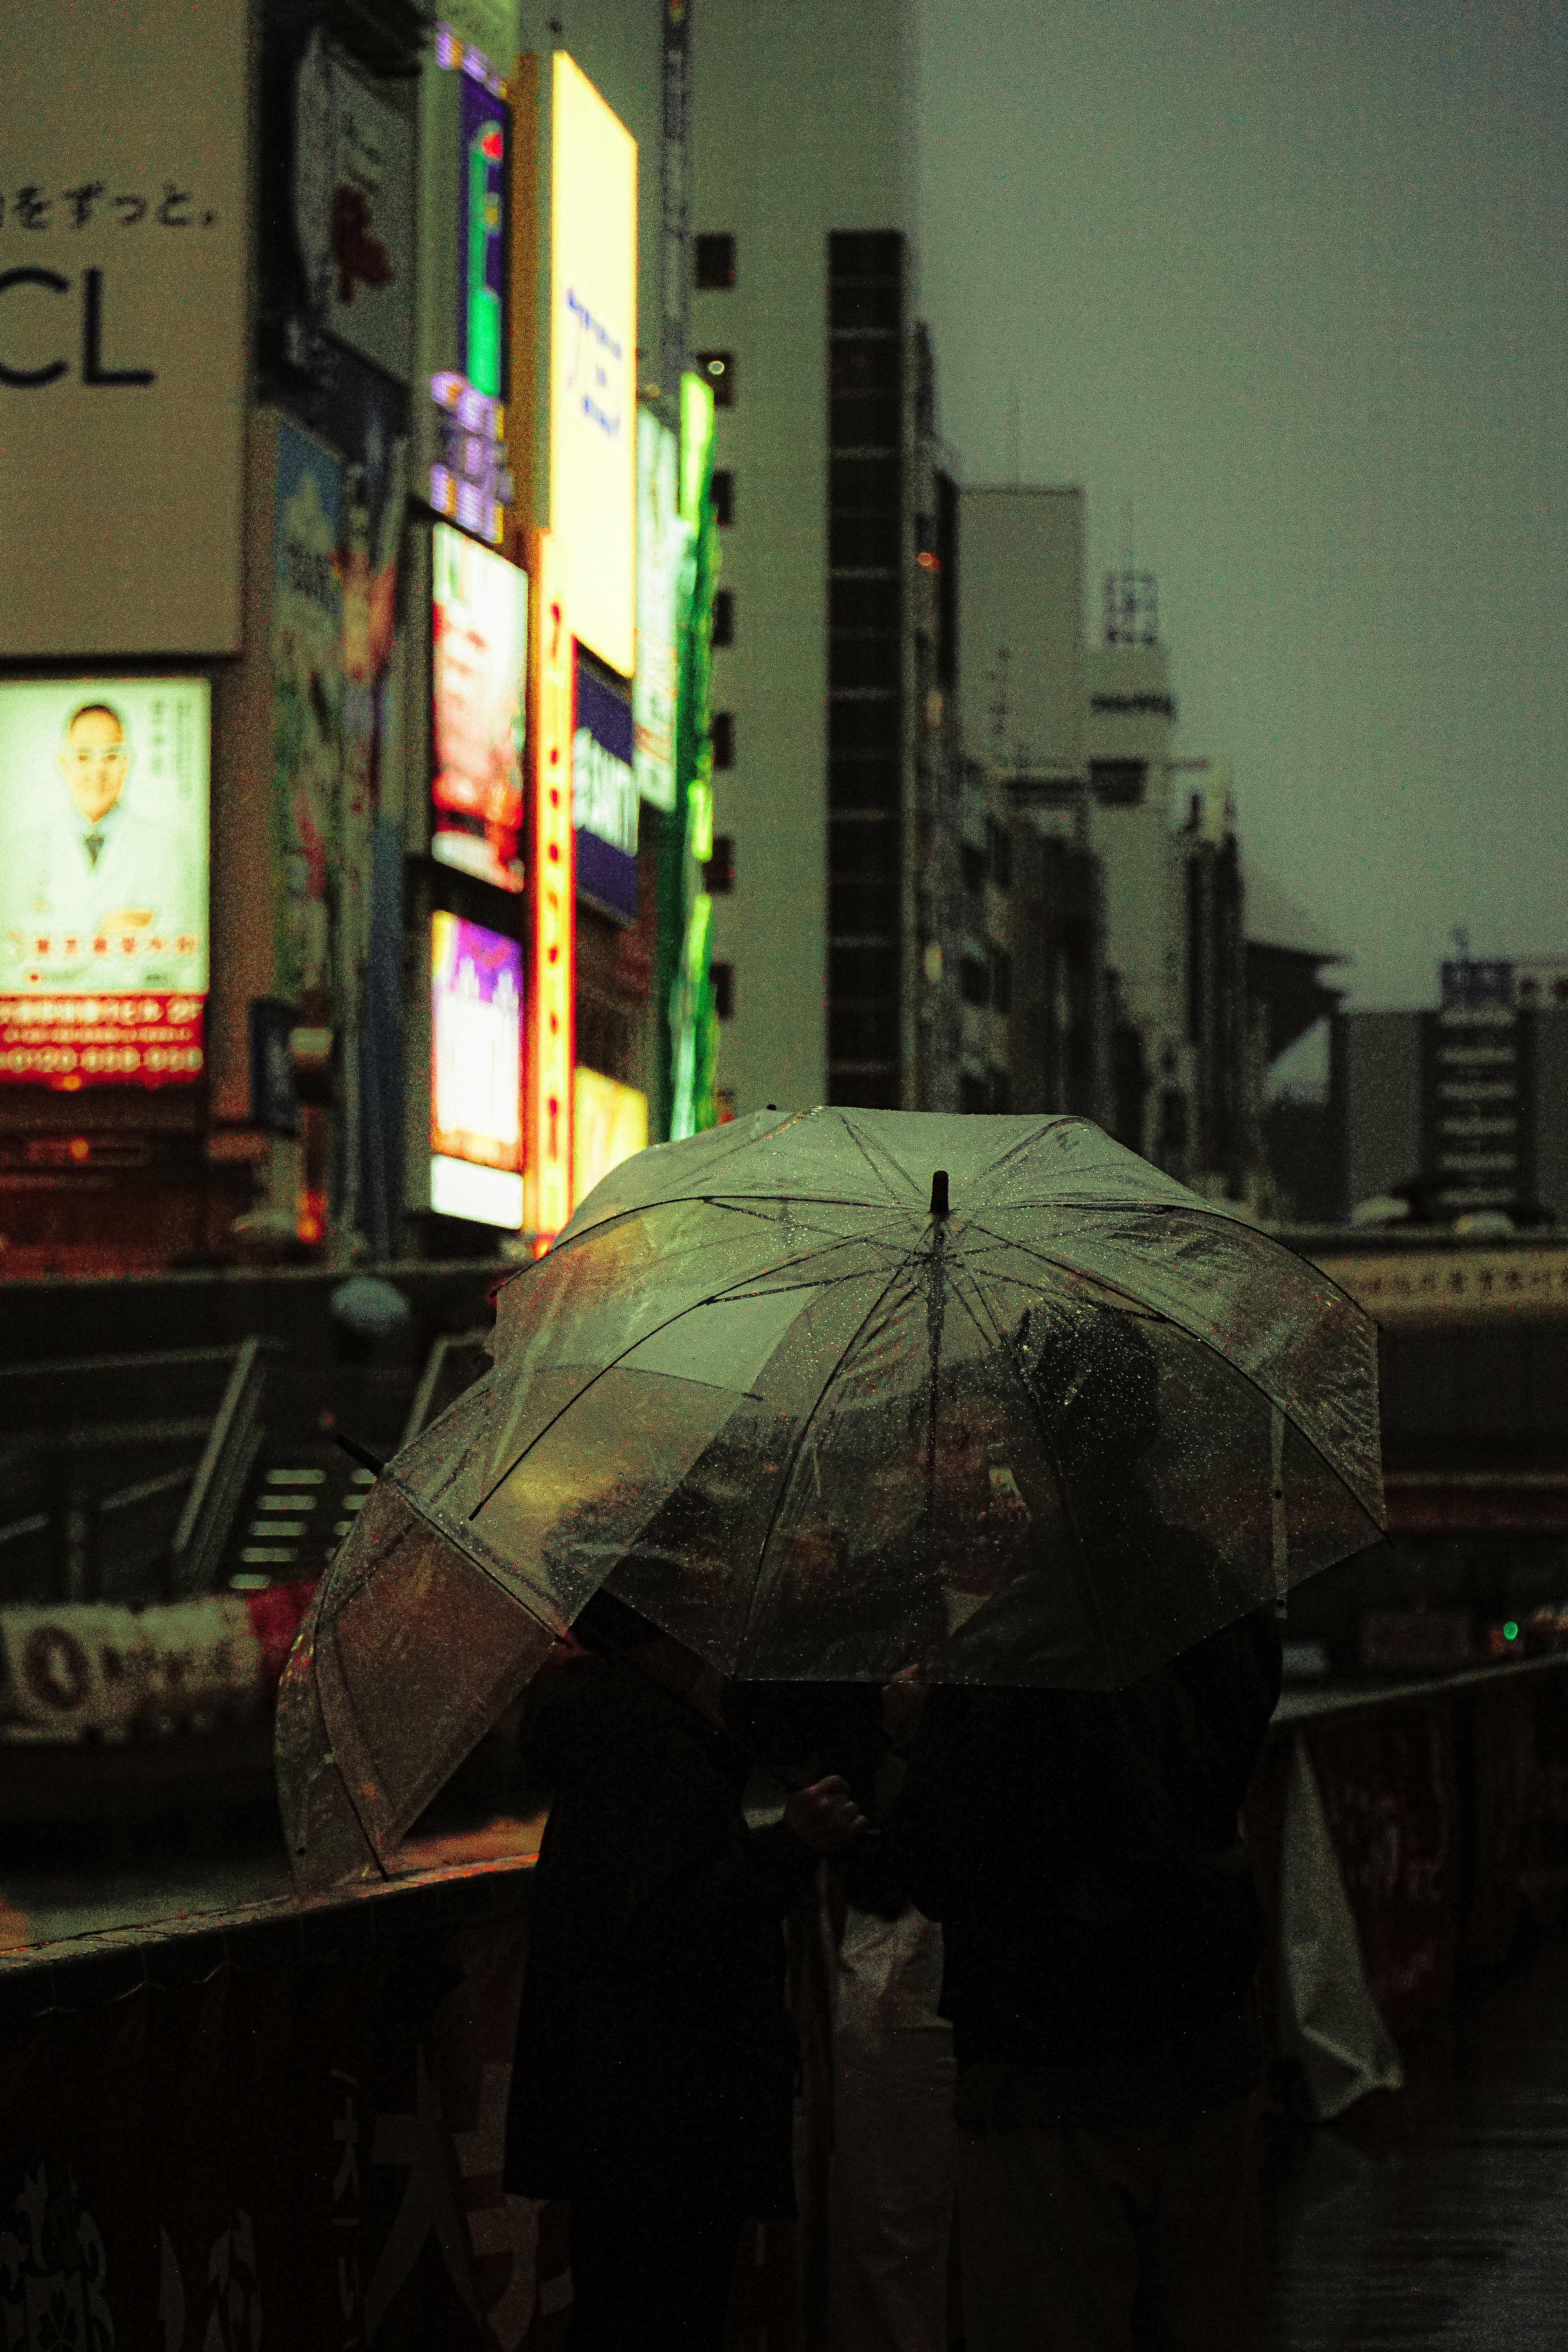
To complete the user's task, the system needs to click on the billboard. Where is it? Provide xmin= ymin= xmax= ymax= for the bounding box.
xmin=0 ymin=679 xmax=209 ymax=1089
xmin=550 ymin=54 xmax=637 ymax=677
xmin=658 ymin=370 xmax=722 ymax=1141
xmin=289 ymin=31 xmax=415 ymax=382
xmin=574 ymin=666 xmax=638 ymax=925
xmin=0 ymin=1 xmax=247 ymax=656
xmin=635 ymin=410 xmax=682 ymax=812
xmin=572 ymin=1067 xmax=648 ymax=1211
xmin=425 ymin=27 xmax=510 ymax=546
xmin=430 ymin=911 xmax=523 ymax=1227
xmin=431 ymin=522 xmax=528 ymax=893
xmin=271 ymin=422 xmax=343 ymax=1011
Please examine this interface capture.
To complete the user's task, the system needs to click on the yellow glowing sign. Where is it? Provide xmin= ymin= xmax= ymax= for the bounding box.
xmin=529 ymin=529 xmax=575 ymax=1243
xmin=572 ymin=1066 xmax=648 ymax=1210
xmin=549 ymin=52 xmax=637 ymax=677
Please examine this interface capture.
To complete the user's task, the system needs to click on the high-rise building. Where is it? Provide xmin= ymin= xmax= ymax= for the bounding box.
xmin=691 ymin=0 xmax=925 ymax=1111
xmin=1330 ymin=958 xmax=1568 ymax=1223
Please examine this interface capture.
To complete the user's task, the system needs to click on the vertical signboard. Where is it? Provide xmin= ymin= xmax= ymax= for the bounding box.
xmin=635 ymin=409 xmax=681 ymax=811
xmin=0 ymin=680 xmax=210 ymax=1089
xmin=427 ymin=28 xmax=510 ymax=546
xmin=550 ymin=55 xmax=637 ymax=678
xmin=430 ymin=522 xmax=528 ymax=892
xmin=0 ymin=2 xmax=247 ymax=656
xmin=287 ymin=31 xmax=415 ymax=382
xmin=270 ymin=423 xmax=344 ymax=1015
xmin=529 ymin=532 xmax=575 ymax=1242
xmin=574 ymin=668 xmax=638 ymax=926
xmin=430 ymin=911 xmax=524 ymax=1227
xmin=458 ymin=62 xmax=506 ymax=399
xmin=661 ymin=370 xmax=720 ymax=1141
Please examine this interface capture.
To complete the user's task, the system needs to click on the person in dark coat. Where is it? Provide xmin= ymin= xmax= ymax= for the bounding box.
xmin=889 ymin=1310 xmax=1286 ymax=2351
xmin=502 ymin=1593 xmax=866 ymax=2352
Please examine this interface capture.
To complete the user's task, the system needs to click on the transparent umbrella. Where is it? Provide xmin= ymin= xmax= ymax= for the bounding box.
xmin=276 ymin=1107 xmax=1383 ymax=1886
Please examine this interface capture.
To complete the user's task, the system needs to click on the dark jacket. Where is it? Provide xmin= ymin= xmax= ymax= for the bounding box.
xmin=889 ymin=1605 xmax=1283 ymax=2123
xmin=502 ymin=1648 xmax=821 ymax=2213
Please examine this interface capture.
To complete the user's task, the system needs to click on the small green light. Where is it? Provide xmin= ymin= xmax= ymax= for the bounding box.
xmin=1504 ymin=1621 xmax=1519 ymax=1641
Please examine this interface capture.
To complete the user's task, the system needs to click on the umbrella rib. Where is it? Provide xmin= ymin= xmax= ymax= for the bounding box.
xmin=833 ymin=1114 xmax=930 ymax=1208
xmin=960 ymin=1220 xmax=1385 ymax=1529
xmin=731 ymin=1247 xmax=927 ymax=1675
xmin=470 ymin=1238 xmax=912 ymax=1516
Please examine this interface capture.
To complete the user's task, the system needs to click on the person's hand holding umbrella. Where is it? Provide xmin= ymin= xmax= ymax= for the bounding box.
xmin=785 ymin=1773 xmax=868 ymax=1854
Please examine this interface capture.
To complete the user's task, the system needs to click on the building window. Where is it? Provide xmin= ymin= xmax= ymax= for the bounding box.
xmin=703 ymin=835 xmax=735 ymax=894
xmin=713 ymin=469 xmax=735 ymax=526
xmin=696 ymin=351 xmax=735 ymax=408
xmin=711 ymin=712 xmax=735 ymax=768
xmin=712 ymin=589 xmax=735 ymax=647
xmin=960 ymin=954 xmax=989 ymax=1008
xmin=990 ymin=947 xmax=1013 ymax=1016
xmin=1091 ymin=760 xmax=1148 ymax=809
xmin=987 ymin=817 xmax=1012 ymax=889
xmin=712 ymin=961 xmax=735 ymax=1020
xmin=961 ymin=844 xmax=986 ymax=898
xmin=695 ymin=233 xmax=736 ymax=289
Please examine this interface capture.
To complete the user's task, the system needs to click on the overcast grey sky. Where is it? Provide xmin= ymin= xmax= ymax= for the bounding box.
xmin=915 ymin=0 xmax=1568 ymax=1009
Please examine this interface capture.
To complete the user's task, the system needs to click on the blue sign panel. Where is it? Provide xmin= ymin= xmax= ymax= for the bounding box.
xmin=573 ymin=662 xmax=637 ymax=925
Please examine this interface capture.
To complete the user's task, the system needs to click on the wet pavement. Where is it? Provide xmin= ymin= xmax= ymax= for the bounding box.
xmin=1266 ymin=1932 xmax=1568 ymax=2346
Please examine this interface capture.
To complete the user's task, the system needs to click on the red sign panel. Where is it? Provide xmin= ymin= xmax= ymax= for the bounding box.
xmin=0 ymin=990 xmax=205 ymax=1088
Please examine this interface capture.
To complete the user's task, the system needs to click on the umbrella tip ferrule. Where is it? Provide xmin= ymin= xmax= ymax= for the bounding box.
xmin=930 ymin=1170 xmax=950 ymax=1218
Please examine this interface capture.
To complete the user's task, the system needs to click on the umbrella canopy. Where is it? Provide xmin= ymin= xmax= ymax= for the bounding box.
xmin=277 ymin=1108 xmax=1383 ymax=1885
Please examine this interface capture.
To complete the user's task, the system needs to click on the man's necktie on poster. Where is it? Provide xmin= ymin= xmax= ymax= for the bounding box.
xmin=84 ymin=832 xmax=104 ymax=867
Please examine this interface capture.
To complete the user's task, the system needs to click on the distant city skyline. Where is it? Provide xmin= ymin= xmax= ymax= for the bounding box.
xmin=915 ymin=0 xmax=1567 ymax=1011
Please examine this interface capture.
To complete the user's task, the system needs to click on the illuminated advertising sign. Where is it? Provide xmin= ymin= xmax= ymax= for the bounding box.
xmin=271 ymin=420 xmax=342 ymax=1011
xmin=458 ymin=62 xmax=506 ymax=398
xmin=0 ymin=679 xmax=209 ymax=1089
xmin=572 ymin=1067 xmax=648 ymax=1210
xmin=529 ymin=531 xmax=575 ymax=1242
xmin=431 ymin=521 xmax=528 ymax=893
xmin=574 ymin=667 xmax=638 ymax=926
xmin=635 ymin=410 xmax=682 ymax=812
xmin=658 ymin=370 xmax=721 ymax=1141
xmin=0 ymin=0 xmax=246 ymax=657
xmin=550 ymin=53 xmax=637 ymax=677
xmin=430 ymin=911 xmax=523 ymax=1227
xmin=427 ymin=26 xmax=509 ymax=546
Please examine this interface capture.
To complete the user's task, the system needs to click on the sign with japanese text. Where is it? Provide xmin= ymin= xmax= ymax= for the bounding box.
xmin=0 ymin=0 xmax=247 ymax=655
xmin=549 ymin=55 xmax=637 ymax=678
xmin=0 ymin=678 xmax=209 ymax=1089
xmin=573 ymin=666 xmax=638 ymax=926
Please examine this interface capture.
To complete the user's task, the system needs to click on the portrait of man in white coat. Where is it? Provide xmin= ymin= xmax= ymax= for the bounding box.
xmin=14 ymin=702 xmax=187 ymax=943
